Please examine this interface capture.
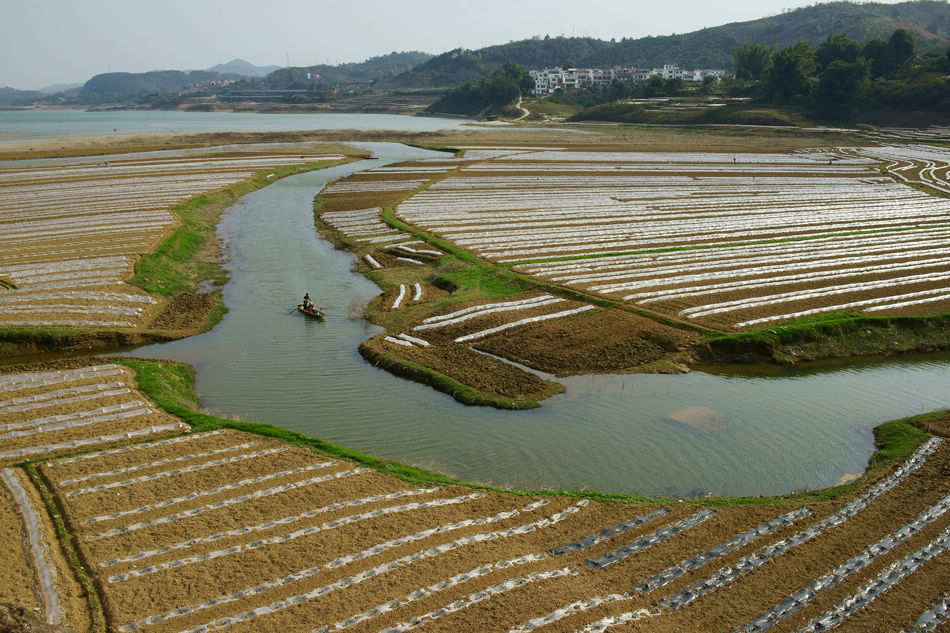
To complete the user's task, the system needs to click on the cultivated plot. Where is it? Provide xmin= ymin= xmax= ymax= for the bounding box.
xmin=0 ymin=362 xmax=945 ymax=633
xmin=0 ymin=152 xmax=342 ymax=332
xmin=392 ymin=147 xmax=950 ymax=331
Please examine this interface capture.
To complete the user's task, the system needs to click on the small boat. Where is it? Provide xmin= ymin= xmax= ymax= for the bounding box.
xmin=297 ymin=304 xmax=325 ymax=319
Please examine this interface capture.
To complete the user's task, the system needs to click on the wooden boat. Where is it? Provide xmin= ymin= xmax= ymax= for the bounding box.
xmin=297 ymin=304 xmax=324 ymax=319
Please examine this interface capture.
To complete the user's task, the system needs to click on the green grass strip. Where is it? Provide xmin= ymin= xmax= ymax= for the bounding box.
xmin=22 ymin=463 xmax=106 ymax=633
xmin=132 ymin=159 xmax=346 ymax=297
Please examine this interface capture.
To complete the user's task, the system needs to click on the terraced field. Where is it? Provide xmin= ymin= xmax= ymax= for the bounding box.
xmin=387 ymin=146 xmax=950 ymax=331
xmin=0 ymin=361 xmax=947 ymax=633
xmin=0 ymin=151 xmax=343 ymax=334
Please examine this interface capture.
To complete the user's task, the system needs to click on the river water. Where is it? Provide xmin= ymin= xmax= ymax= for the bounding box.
xmin=121 ymin=142 xmax=950 ymax=498
xmin=0 ymin=109 xmax=470 ymax=140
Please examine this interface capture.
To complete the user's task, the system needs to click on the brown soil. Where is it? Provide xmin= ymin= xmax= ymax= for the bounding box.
xmin=475 ymin=308 xmax=702 ymax=376
xmin=359 ymin=336 xmax=561 ymax=405
xmin=914 ymin=412 xmax=950 ymax=438
xmin=147 ymin=293 xmax=221 ymax=333
xmin=0 ymin=603 xmax=77 ymax=633
xmin=0 ymin=490 xmax=39 ymax=612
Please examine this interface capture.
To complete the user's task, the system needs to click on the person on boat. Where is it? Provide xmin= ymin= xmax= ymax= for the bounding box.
xmin=303 ymin=293 xmax=313 ymax=311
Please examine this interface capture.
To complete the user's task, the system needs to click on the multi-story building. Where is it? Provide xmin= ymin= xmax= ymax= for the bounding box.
xmin=529 ymin=64 xmax=725 ymax=95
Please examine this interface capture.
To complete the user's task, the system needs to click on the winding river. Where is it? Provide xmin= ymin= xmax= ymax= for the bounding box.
xmin=123 ymin=142 xmax=950 ymax=498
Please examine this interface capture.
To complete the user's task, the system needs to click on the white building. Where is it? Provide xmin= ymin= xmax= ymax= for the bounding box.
xmin=530 ymin=63 xmax=724 ymax=95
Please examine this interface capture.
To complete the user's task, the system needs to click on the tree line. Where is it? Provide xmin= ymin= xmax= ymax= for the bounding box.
xmin=734 ymin=28 xmax=950 ymax=117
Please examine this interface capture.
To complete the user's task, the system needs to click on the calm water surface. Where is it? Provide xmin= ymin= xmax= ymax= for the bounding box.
xmin=125 ymin=143 xmax=950 ymax=498
xmin=0 ymin=109 xmax=468 ymax=141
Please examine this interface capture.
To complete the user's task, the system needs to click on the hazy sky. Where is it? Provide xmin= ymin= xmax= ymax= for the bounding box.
xmin=1 ymin=0 xmax=908 ymax=90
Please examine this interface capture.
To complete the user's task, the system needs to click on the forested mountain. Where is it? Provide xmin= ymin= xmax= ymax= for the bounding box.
xmin=388 ymin=1 xmax=950 ymax=87
xmin=81 ymin=70 xmax=245 ymax=102
xmin=76 ymin=52 xmax=433 ymax=102
xmin=264 ymin=51 xmax=432 ymax=89
xmin=378 ymin=39 xmax=611 ymax=88
xmin=0 ymin=86 xmax=42 ymax=106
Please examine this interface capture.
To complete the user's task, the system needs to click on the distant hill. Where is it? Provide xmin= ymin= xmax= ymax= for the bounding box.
xmin=0 ymin=86 xmax=41 ymax=106
xmin=38 ymin=83 xmax=83 ymax=94
xmin=74 ymin=52 xmax=433 ymax=103
xmin=205 ymin=59 xmax=280 ymax=77
xmin=264 ymin=51 xmax=433 ymax=89
xmin=80 ymin=69 xmax=247 ymax=102
xmin=388 ymin=0 xmax=950 ymax=87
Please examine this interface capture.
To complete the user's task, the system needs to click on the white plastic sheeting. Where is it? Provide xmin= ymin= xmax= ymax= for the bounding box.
xmin=0 ymin=364 xmax=123 ymax=393
xmin=107 ymin=488 xmax=479 ymax=583
xmin=0 ymin=423 xmax=186 ymax=461
xmin=391 ymin=284 xmax=407 ymax=309
xmin=663 ymin=437 xmax=943 ymax=610
xmin=66 ymin=446 xmax=288 ymax=497
xmin=739 ymin=494 xmax=950 ymax=631
xmin=635 ymin=507 xmax=813 ymax=594
xmin=100 ymin=487 xmax=439 ymax=567
xmin=586 ymin=509 xmax=717 ymax=571
xmin=0 ymin=468 xmax=63 ymax=625
xmin=58 ymin=441 xmax=254 ymax=486
xmin=0 ymin=383 xmax=128 ymax=414
xmin=380 ymin=567 xmax=579 ymax=633
xmin=325 ymin=552 xmax=550 ymax=632
xmin=506 ymin=592 xmax=637 ymax=633
xmin=120 ymin=498 xmax=567 ymax=633
xmin=85 ymin=459 xmax=340 ymax=526
xmin=904 ymin=593 xmax=950 ymax=633
xmin=47 ymin=429 xmax=225 ymax=468
xmin=801 ymin=526 xmax=950 ymax=632
xmin=455 ymin=305 xmax=596 ymax=343
xmin=414 ymin=295 xmax=563 ymax=331
xmin=549 ymin=507 xmax=670 ymax=555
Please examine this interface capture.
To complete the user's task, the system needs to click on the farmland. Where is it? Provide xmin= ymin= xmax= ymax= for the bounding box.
xmin=313 ymin=142 xmax=950 ymax=406
xmin=1 ymin=125 xmax=948 ymax=633
xmin=0 ymin=147 xmax=354 ymax=356
xmin=0 ymin=359 xmax=947 ymax=633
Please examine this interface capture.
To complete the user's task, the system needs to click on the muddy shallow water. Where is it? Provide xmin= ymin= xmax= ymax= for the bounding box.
xmin=124 ymin=142 xmax=950 ymax=498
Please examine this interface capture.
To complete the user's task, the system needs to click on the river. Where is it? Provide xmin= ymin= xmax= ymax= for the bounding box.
xmin=120 ymin=142 xmax=950 ymax=498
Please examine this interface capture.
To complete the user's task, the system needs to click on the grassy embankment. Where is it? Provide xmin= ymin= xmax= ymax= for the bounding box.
xmin=0 ymin=151 xmax=362 ymax=359
xmin=703 ymin=312 xmax=950 ymax=364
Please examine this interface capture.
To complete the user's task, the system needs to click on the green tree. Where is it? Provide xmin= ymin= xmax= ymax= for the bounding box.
xmin=732 ymin=40 xmax=773 ymax=81
xmin=889 ymin=29 xmax=916 ymax=69
xmin=816 ymin=33 xmax=862 ymax=69
xmin=762 ymin=41 xmax=817 ymax=102
xmin=641 ymin=74 xmax=666 ymax=97
xmin=814 ymin=58 xmax=870 ymax=114
xmin=862 ymin=38 xmax=894 ymax=78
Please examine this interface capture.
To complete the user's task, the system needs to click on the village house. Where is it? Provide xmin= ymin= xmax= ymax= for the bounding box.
xmin=529 ymin=64 xmax=725 ymax=95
